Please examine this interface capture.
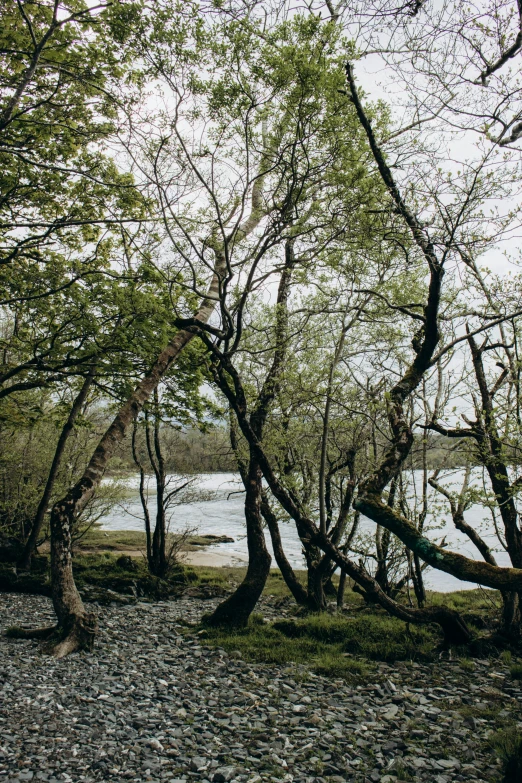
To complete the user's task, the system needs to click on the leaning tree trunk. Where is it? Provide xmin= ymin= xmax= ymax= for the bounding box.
xmin=205 ymin=458 xmax=271 ymax=627
xmin=18 ymin=366 xmax=96 ymax=571
xmin=11 ymin=252 xmax=226 ymax=656
xmin=261 ymin=490 xmax=311 ymax=607
xmin=49 ymin=492 xmax=99 ymax=657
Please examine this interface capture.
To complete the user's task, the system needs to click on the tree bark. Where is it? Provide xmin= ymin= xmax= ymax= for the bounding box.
xmin=131 ymin=420 xmax=152 ymax=564
xmin=306 ymin=551 xmax=328 ymax=611
xmin=144 ymin=393 xmax=168 ymax=577
xmin=501 ymin=592 xmax=521 ymax=640
xmin=18 ymin=365 xmax=96 ymax=571
xmin=337 ymin=569 xmax=347 ymax=607
xmin=261 ymin=490 xmax=311 ymax=607
xmin=205 ymin=458 xmax=271 ymax=627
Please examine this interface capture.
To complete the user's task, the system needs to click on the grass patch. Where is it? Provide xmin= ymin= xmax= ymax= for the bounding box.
xmin=272 ymin=612 xmax=441 ymax=662
xmin=489 ymin=727 xmax=522 ymax=783
xmin=0 ymin=549 xmax=194 ymax=601
xmin=77 ymin=528 xmax=149 ymax=552
xmin=75 ymin=528 xmax=225 ymax=554
xmin=72 ymin=551 xmax=191 ymax=599
xmin=200 ymin=609 xmax=446 ymax=680
xmin=458 ymin=695 xmax=506 ymax=724
xmin=188 ymin=566 xmax=336 ymax=603
xmin=459 ymin=657 xmax=475 ymax=671
xmin=510 ymin=663 xmax=522 ymax=680
xmin=201 ymin=617 xmax=369 ymax=680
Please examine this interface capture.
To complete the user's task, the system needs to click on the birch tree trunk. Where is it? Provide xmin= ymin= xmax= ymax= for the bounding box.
xmin=16 ymin=252 xmax=225 ymax=656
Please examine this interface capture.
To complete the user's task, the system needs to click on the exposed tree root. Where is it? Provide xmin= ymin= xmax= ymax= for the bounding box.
xmin=5 ymin=612 xmax=98 ymax=657
xmin=5 ymin=624 xmax=57 ymax=640
xmin=51 ymin=612 xmax=98 ymax=658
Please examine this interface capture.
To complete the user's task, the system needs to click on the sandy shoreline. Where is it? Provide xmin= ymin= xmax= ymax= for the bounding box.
xmin=68 ymin=544 xmax=249 ymax=568
xmin=181 ymin=548 xmax=248 ymax=567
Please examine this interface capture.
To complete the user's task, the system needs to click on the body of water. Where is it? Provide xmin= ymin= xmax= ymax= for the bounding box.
xmin=100 ymin=471 xmax=512 ymax=593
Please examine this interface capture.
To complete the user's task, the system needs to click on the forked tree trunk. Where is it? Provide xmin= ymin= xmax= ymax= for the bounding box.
xmin=205 ymin=458 xmax=271 ymax=627
xmin=206 ymin=243 xmax=295 ymax=627
xmin=18 ymin=366 xmax=96 ymax=571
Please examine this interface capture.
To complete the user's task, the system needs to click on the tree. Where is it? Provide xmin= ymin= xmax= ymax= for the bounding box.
xmin=13 ymin=0 xmax=284 ymax=654
xmin=0 ymin=0 xmax=147 ymax=405
xmin=326 ymin=2 xmax=522 ymax=609
xmin=130 ymin=375 xmax=213 ymax=579
xmin=190 ymin=8 xmax=472 ymax=641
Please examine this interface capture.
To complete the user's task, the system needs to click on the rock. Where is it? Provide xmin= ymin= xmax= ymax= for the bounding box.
xmin=196 ymin=535 xmax=235 ymax=545
xmin=183 ymin=584 xmax=229 ymax=599
xmin=213 ymin=767 xmax=236 ymax=782
xmin=79 ymin=585 xmax=135 ymax=605
xmin=0 ymin=591 xmax=518 ymax=783
xmin=436 ymin=758 xmax=460 ymax=769
xmin=382 ymin=704 xmax=399 ymax=720
xmin=191 ymin=756 xmax=209 ymax=771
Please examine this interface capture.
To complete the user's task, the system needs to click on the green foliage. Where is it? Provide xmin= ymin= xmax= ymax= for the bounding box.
xmin=0 ymin=397 xmax=125 ymax=541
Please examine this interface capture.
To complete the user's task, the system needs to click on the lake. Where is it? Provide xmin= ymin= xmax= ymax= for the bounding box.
xmin=100 ymin=471 xmax=512 ymax=593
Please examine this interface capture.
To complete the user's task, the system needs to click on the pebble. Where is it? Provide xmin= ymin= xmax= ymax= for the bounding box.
xmin=0 ymin=593 xmax=520 ymax=783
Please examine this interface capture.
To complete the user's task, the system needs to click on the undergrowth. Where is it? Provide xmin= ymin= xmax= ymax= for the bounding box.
xmin=199 ymin=609 xmax=450 ymax=679
xmin=199 ymin=614 xmax=370 ymax=680
xmin=489 ymin=727 xmax=522 ymax=783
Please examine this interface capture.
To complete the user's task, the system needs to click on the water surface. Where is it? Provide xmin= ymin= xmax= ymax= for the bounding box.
xmin=100 ymin=471 xmax=511 ymax=592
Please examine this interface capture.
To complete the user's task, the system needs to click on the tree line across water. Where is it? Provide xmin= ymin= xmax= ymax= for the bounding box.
xmin=3 ymin=0 xmax=522 ymax=655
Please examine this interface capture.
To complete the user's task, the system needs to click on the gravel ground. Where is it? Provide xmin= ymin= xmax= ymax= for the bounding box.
xmin=0 ymin=593 xmax=520 ymax=783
